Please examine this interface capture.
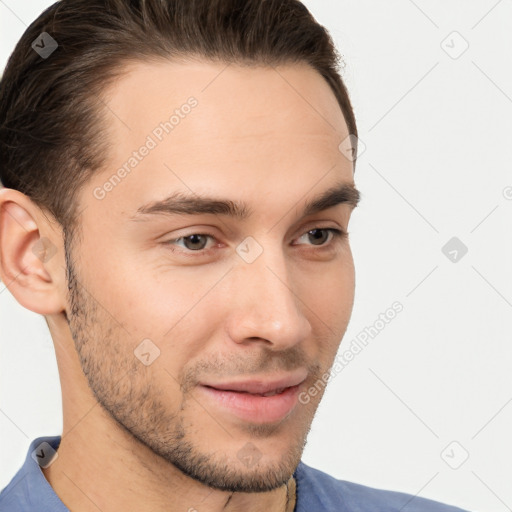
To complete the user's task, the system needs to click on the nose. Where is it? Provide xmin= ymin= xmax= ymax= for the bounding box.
xmin=224 ymin=244 xmax=312 ymax=351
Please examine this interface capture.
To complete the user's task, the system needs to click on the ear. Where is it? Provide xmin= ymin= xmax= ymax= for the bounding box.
xmin=0 ymin=187 xmax=67 ymax=316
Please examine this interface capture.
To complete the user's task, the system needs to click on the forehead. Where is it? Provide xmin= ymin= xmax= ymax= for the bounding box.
xmin=84 ymin=58 xmax=354 ymax=221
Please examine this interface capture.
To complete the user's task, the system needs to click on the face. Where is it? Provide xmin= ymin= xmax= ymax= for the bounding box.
xmin=64 ymin=59 xmax=358 ymax=492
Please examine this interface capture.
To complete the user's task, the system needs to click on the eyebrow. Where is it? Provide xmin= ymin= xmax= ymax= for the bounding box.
xmin=130 ymin=182 xmax=360 ymax=221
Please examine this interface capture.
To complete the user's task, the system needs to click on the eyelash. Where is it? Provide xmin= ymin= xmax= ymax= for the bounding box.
xmin=163 ymin=227 xmax=347 ymax=258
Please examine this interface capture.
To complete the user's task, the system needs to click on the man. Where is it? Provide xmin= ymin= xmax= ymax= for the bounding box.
xmin=0 ymin=1 xmax=469 ymax=510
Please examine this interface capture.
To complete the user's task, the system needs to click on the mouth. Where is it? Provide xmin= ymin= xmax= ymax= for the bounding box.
xmin=200 ymin=370 xmax=308 ymax=395
xmin=201 ymin=384 xmax=294 ymax=397
xmin=216 ymin=387 xmax=289 ymax=397
xmin=197 ymin=371 xmax=307 ymax=424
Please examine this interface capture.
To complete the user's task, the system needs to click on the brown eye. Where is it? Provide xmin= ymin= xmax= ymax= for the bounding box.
xmin=295 ymin=228 xmax=346 ymax=247
xmin=306 ymin=229 xmax=330 ymax=246
xmin=165 ymin=233 xmax=216 ymax=253
xmin=180 ymin=234 xmax=210 ymax=251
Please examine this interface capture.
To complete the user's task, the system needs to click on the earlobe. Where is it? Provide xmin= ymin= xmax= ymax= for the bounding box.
xmin=0 ymin=188 xmax=66 ymax=315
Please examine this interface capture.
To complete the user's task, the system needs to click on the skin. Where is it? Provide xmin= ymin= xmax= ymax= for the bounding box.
xmin=0 ymin=59 xmax=358 ymax=512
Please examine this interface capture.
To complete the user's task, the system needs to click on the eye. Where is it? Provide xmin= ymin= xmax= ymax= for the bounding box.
xmin=167 ymin=234 xmax=215 ymax=253
xmin=164 ymin=227 xmax=347 ymax=256
xmin=294 ymin=228 xmax=347 ymax=247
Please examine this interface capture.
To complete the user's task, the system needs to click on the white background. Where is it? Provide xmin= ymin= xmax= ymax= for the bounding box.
xmin=1 ymin=2 xmax=511 ymax=511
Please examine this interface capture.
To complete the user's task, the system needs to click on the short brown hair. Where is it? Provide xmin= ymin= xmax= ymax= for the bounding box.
xmin=0 ymin=0 xmax=358 ymax=240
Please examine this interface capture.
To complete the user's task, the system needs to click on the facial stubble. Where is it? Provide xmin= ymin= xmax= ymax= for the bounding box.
xmin=62 ymin=234 xmax=327 ymax=493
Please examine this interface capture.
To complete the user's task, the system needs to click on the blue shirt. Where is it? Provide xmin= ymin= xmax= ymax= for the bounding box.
xmin=0 ymin=435 xmax=470 ymax=511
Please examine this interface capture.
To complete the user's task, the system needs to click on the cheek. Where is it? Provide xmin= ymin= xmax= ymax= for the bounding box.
xmin=78 ymin=244 xmax=187 ymax=335
xmin=298 ymin=252 xmax=355 ymax=313
xmin=332 ymin=245 xmax=356 ymax=306
xmin=303 ymin=256 xmax=355 ymax=355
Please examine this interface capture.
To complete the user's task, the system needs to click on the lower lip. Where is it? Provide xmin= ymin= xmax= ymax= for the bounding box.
xmin=198 ymin=384 xmax=301 ymax=424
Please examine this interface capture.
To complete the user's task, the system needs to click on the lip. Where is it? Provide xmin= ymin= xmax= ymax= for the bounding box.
xmin=200 ymin=369 xmax=308 ymax=395
xmin=197 ymin=370 xmax=308 ymax=424
xmin=198 ymin=384 xmax=303 ymax=424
